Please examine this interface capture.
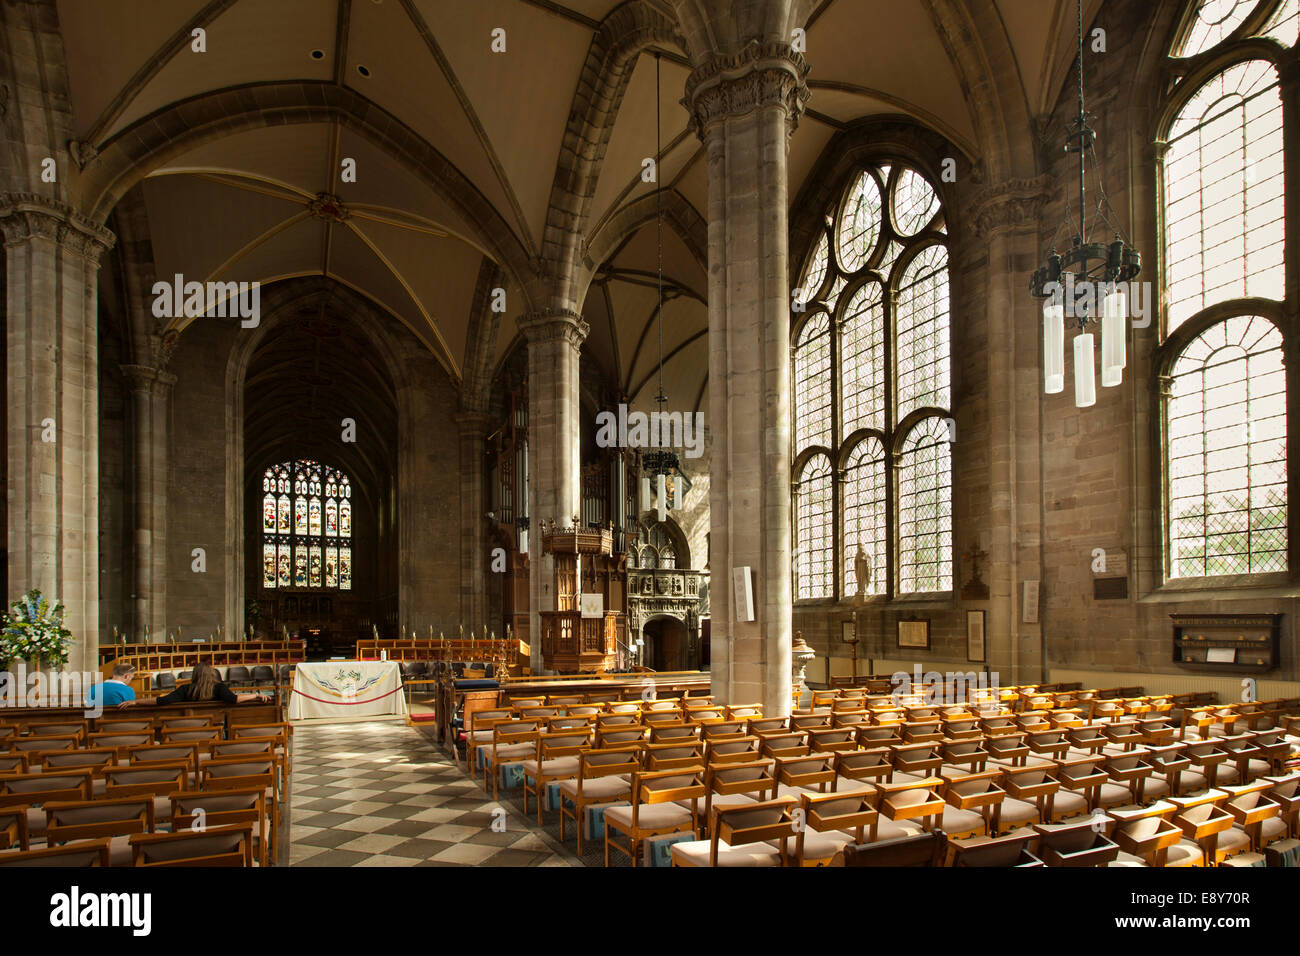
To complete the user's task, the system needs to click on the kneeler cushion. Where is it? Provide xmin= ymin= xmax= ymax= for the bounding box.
xmin=643 ymin=831 xmax=696 ymax=867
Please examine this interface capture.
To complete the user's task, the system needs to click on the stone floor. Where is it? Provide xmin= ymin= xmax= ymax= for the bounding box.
xmin=288 ymin=719 xmax=575 ymax=867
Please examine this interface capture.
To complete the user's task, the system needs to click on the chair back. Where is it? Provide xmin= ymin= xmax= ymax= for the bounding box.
xmin=104 ymin=762 xmax=189 ymax=799
xmin=130 ymin=824 xmax=254 ymax=866
xmin=843 ymin=829 xmax=948 ymax=866
xmin=0 ymin=838 xmax=111 ymax=866
xmin=44 ymin=796 xmax=154 ymax=844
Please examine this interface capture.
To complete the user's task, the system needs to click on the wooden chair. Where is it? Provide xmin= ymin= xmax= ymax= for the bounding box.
xmin=0 ymin=805 xmax=30 ymax=851
xmin=834 ymin=749 xmax=893 ymax=789
xmin=104 ymin=762 xmax=190 ymax=827
xmin=1102 ymin=749 xmax=1156 ymax=806
xmin=0 ymin=838 xmax=111 ymax=867
xmin=996 ymin=764 xmax=1058 ymax=831
xmin=170 ymin=787 xmax=269 ymax=866
xmin=40 ymin=748 xmax=118 ymax=784
xmin=950 ymin=830 xmax=1043 ymax=867
xmin=876 ymin=777 xmax=946 ymax=833
xmin=808 ymin=727 xmax=857 ymax=753
xmin=759 ymin=732 xmax=810 ymax=760
xmin=129 ymin=823 xmax=254 ymax=866
xmin=793 ymin=790 xmax=881 ymax=865
xmin=484 ymin=719 xmax=543 ymax=802
xmin=89 ymin=731 xmax=155 ymax=761
xmin=25 ymin=720 xmax=88 ymax=741
xmin=0 ymin=753 xmax=30 ymax=776
xmin=93 ymin=718 xmax=155 ymax=736
xmin=648 ymin=722 xmax=698 ymax=743
xmin=1031 ymin=820 xmax=1120 ymax=867
xmin=157 ymin=716 xmax=217 ymax=733
xmin=670 ymin=797 xmax=794 ymax=867
xmin=595 ymin=726 xmax=647 ymax=748
xmin=0 ymin=771 xmax=93 ymax=837
xmin=699 ymin=759 xmax=778 ymax=829
xmin=1170 ymin=790 xmax=1239 ymax=865
xmin=199 ymin=756 xmax=280 ymax=859
xmin=746 ymin=716 xmax=787 ymax=735
xmin=1221 ymin=781 xmax=1283 ymax=853
xmin=464 ymin=709 xmax=512 ymax=779
xmin=9 ymin=734 xmax=79 ymax=756
xmin=1049 ymin=756 xmax=1108 ymax=818
xmin=604 ymin=767 xmax=705 ymax=867
xmin=699 ymin=720 xmax=748 ymax=742
xmin=1105 ymin=802 xmax=1191 ymax=867
xmin=702 ymin=736 xmax=762 ymax=766
xmin=43 ymin=796 xmax=155 ymax=866
xmin=1146 ymin=742 xmax=1194 ymax=796
xmin=521 ymin=729 xmax=592 ymax=824
xmin=725 ymin=704 xmax=763 ymax=720
xmin=773 ymin=753 xmax=836 ymax=795
xmin=842 ymin=829 xmax=947 ymax=866
xmin=1263 ymin=772 xmax=1300 ymax=839
xmin=643 ymin=741 xmax=704 ymax=771
xmin=558 ymin=746 xmax=640 ymax=855
xmin=160 ymin=727 xmax=223 ymax=753
xmin=938 ymin=769 xmax=1004 ymax=838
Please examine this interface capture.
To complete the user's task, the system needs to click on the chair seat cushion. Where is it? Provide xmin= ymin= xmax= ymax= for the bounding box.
xmin=670 ymin=838 xmax=782 ymax=867
xmin=831 ymin=776 xmax=876 ymax=794
xmin=520 ymin=757 xmax=580 ymax=779
xmin=1166 ymin=840 xmax=1203 ymax=867
xmin=486 ymin=743 xmax=535 ymax=761
xmin=999 ymin=797 xmax=1041 ymax=827
xmin=560 ymin=776 xmax=631 ymax=801
xmin=1260 ymin=816 xmax=1287 ymax=844
xmin=605 ymin=802 xmax=695 ymax=832
xmin=696 ymin=793 xmax=757 ymax=813
xmin=796 ymin=828 xmax=857 ymax=861
xmin=1052 ymin=790 xmax=1088 ymax=818
xmin=1097 ymin=783 xmax=1135 ymax=807
xmin=940 ymin=806 xmax=986 ymax=837
xmin=873 ymin=817 xmax=924 ymax=841
xmin=1217 ymin=827 xmax=1251 ymax=857
xmin=1174 ymin=769 xmax=1207 ymax=794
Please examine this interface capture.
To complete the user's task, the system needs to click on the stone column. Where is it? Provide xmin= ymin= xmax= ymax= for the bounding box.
xmin=684 ymin=43 xmax=808 ymax=716
xmin=518 ymin=308 xmax=588 ymax=674
xmin=1 ymin=194 xmax=115 ymax=675
xmin=970 ymin=178 xmax=1051 ymax=684
xmin=456 ymin=409 xmax=493 ymax=632
xmin=120 ymin=363 xmax=175 ymax=641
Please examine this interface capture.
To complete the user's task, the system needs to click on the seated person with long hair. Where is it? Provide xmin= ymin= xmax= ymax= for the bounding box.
xmin=123 ymin=661 xmax=271 ymax=706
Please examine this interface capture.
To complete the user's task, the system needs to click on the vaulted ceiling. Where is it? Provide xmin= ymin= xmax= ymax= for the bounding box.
xmin=56 ymin=0 xmax=1105 ymax=406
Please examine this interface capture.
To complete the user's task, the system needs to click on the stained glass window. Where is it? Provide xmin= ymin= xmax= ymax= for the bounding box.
xmin=1163 ymin=59 xmax=1284 ymax=334
xmin=1168 ymin=316 xmax=1287 ymax=576
xmin=261 ymin=459 xmax=353 ymax=590
xmin=795 ymin=455 xmax=834 ymax=600
xmin=792 ymin=161 xmax=953 ymax=599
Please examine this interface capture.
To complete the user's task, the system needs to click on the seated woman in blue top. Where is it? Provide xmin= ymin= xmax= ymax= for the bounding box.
xmin=86 ymin=662 xmax=138 ymax=708
xmin=123 ymin=661 xmax=271 ymax=706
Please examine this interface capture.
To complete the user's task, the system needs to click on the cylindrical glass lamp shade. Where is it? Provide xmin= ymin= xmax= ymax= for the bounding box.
xmin=656 ymin=474 xmax=667 ymax=523
xmin=1043 ymin=297 xmax=1065 ymax=394
xmin=1074 ymin=332 xmax=1096 ymax=408
xmin=640 ymin=475 xmax=651 ymax=512
xmin=1101 ymin=286 xmax=1126 ymax=387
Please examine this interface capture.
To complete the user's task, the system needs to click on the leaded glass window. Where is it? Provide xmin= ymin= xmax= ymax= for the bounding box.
xmin=1168 ymin=316 xmax=1286 ymax=576
xmin=792 ymin=161 xmax=953 ymax=599
xmin=262 ymin=459 xmax=353 ymax=590
xmin=1174 ymin=0 xmax=1256 ymax=57
xmin=795 ymin=455 xmax=834 ymax=600
xmin=1161 ymin=10 xmax=1291 ymax=581
xmin=1163 ymin=59 xmax=1284 ymax=333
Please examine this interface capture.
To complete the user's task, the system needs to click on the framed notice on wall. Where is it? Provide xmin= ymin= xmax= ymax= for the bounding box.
xmin=966 ymin=610 xmax=986 ymax=663
xmin=897 ymin=618 xmax=929 ymax=650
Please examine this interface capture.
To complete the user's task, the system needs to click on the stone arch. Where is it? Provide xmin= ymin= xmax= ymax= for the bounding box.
xmin=74 ymin=82 xmax=540 ymax=313
xmin=538 ymin=0 xmax=685 ymax=310
xmin=220 ymin=276 xmax=417 ymax=635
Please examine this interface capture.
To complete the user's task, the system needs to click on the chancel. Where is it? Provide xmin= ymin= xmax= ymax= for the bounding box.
xmin=0 ymin=0 xmax=1298 ymax=884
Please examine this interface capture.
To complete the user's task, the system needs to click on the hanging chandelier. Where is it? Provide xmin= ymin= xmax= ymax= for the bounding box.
xmin=1030 ymin=0 xmax=1140 ymax=408
xmin=640 ymin=51 xmax=680 ymax=525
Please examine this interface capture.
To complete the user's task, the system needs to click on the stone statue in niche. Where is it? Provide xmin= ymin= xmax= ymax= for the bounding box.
xmin=854 ymin=544 xmax=871 ymax=602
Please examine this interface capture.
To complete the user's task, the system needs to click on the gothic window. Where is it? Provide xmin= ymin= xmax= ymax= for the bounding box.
xmin=792 ymin=159 xmax=952 ymax=600
xmin=1161 ymin=3 xmax=1290 ymax=580
xmin=638 ymin=521 xmax=682 ymax=570
xmin=1163 ymin=59 xmax=1284 ymax=333
xmin=262 ymin=459 xmax=353 ymax=591
xmin=1168 ymin=317 xmax=1286 ymax=576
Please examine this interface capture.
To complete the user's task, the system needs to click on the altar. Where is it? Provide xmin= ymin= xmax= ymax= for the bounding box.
xmin=288 ymin=660 xmax=408 ymax=721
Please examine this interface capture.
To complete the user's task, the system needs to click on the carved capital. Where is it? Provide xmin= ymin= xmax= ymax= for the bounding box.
xmin=684 ymin=40 xmax=810 ymax=138
xmin=0 ymin=193 xmax=115 ymax=262
xmin=517 ymin=308 xmax=589 ymax=352
xmin=120 ymin=363 xmax=178 ymax=395
xmin=967 ymin=176 xmax=1052 ymax=238
xmin=68 ymin=140 xmax=99 ymax=171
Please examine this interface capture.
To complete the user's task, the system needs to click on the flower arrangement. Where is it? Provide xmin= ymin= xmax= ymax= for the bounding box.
xmin=1 ymin=589 xmax=74 ymax=670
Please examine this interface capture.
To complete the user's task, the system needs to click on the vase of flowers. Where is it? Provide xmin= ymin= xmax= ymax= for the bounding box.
xmin=1 ymin=589 xmax=74 ymax=672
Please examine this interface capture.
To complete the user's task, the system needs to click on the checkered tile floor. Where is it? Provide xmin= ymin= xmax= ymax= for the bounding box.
xmin=289 ymin=720 xmax=575 ymax=867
